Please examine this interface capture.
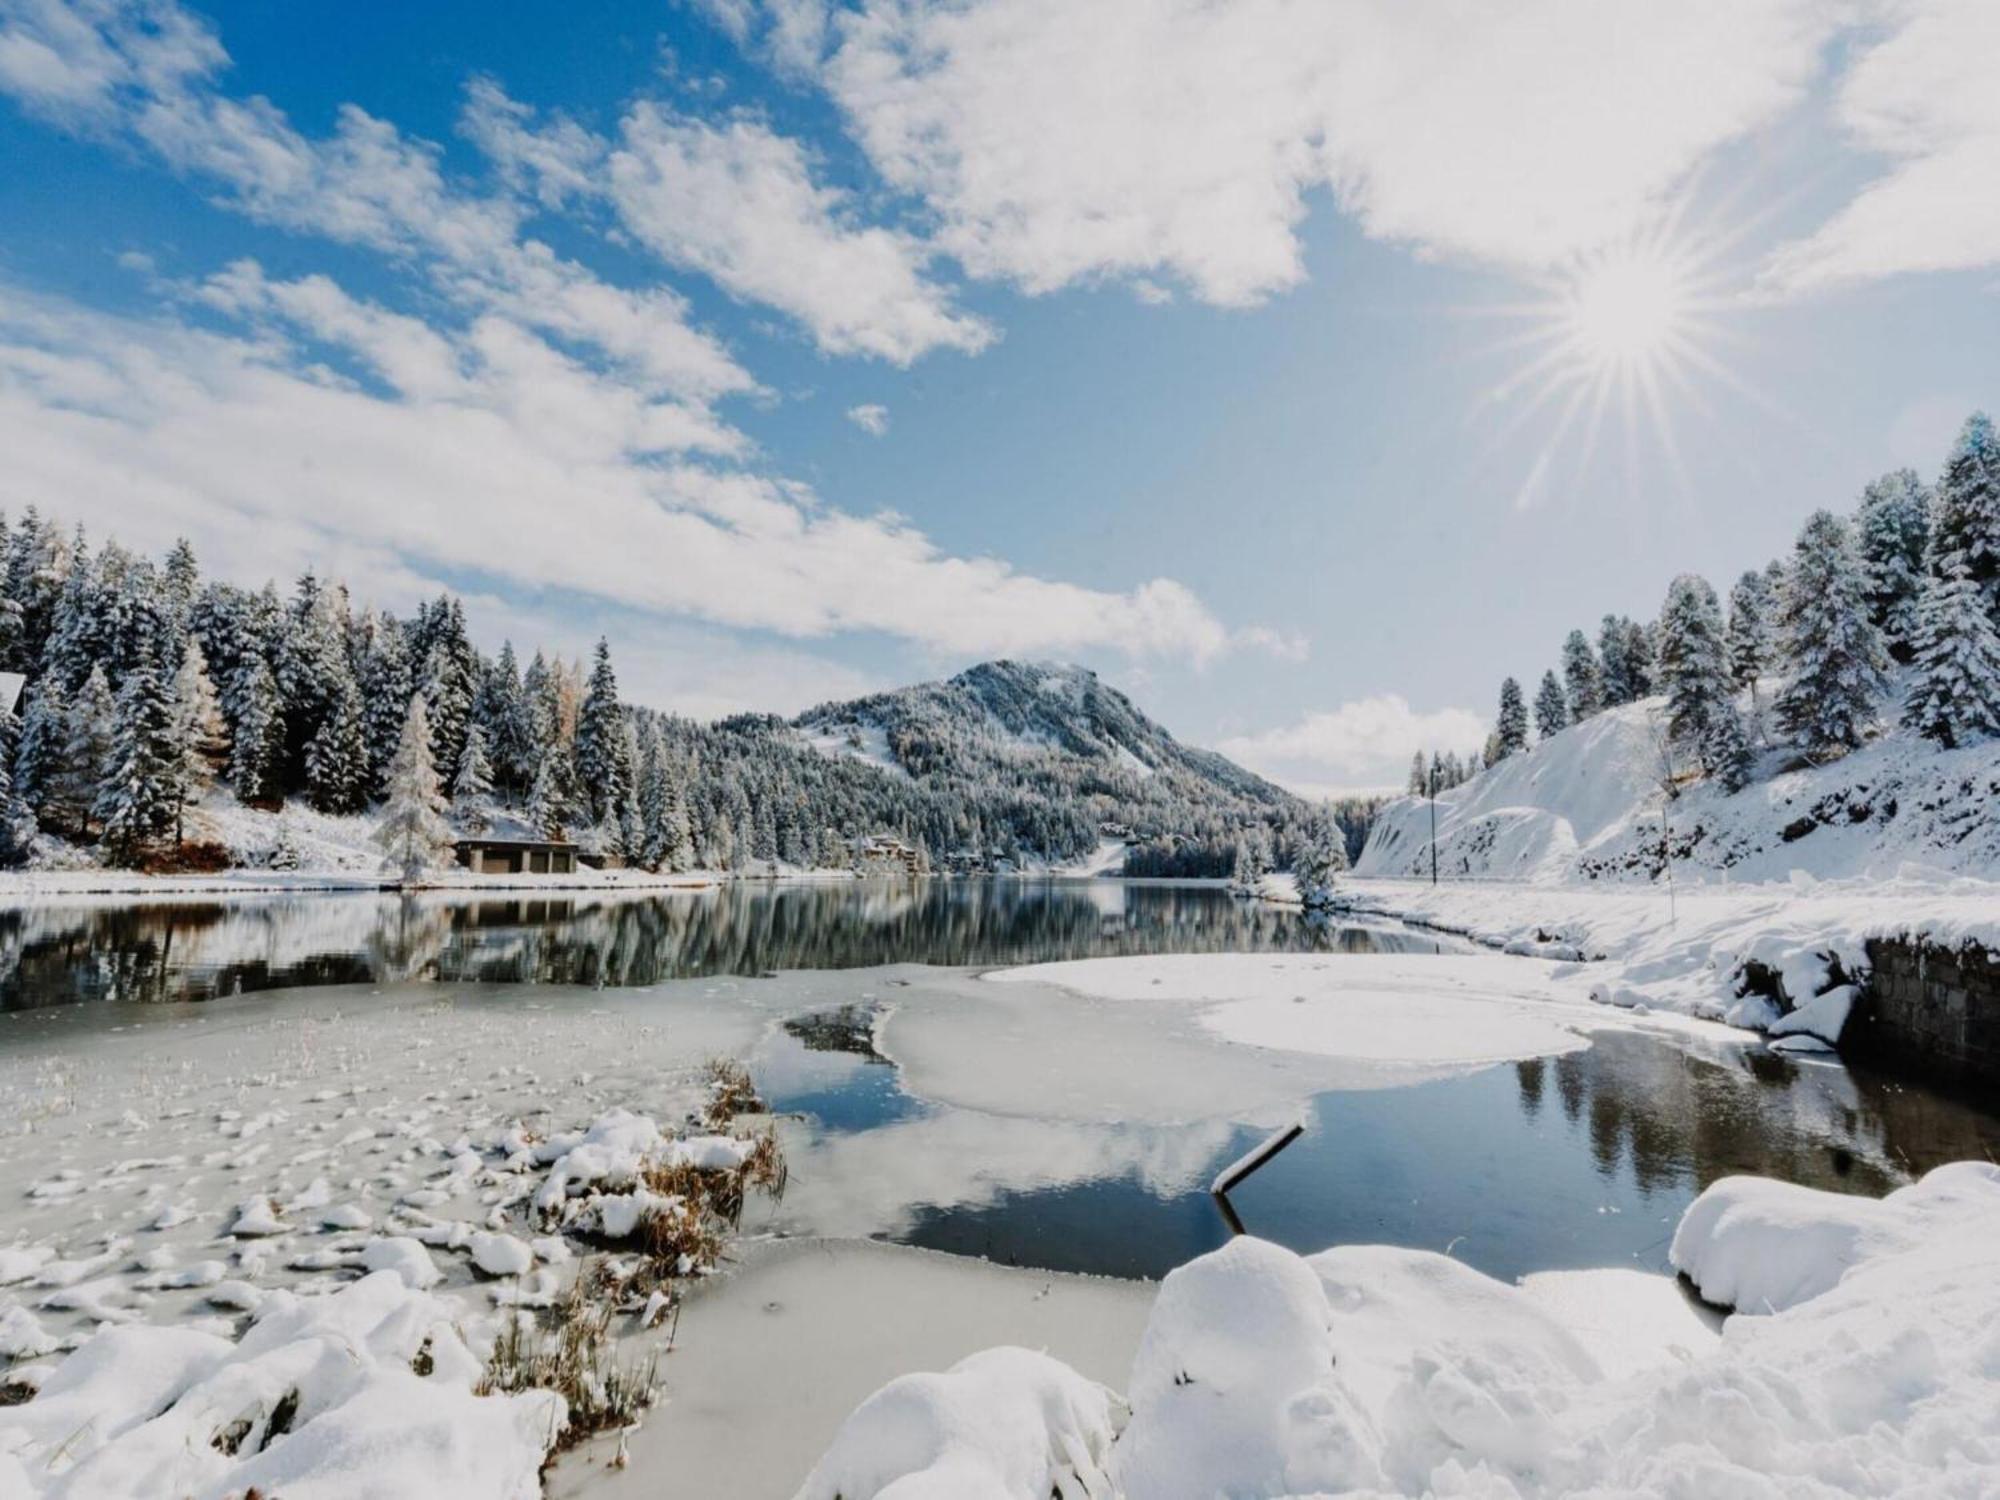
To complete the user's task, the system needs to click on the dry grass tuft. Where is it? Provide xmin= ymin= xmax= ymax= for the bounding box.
xmin=479 ymin=1262 xmax=660 ymax=1458
xmin=702 ymin=1058 xmax=764 ymax=1126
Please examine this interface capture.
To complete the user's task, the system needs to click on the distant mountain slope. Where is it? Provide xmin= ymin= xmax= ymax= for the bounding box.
xmin=1358 ymin=691 xmax=2000 ymax=884
xmin=793 ymin=660 xmax=1304 ymax=870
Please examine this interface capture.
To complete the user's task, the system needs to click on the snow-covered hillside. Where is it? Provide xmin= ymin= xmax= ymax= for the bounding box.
xmin=1360 ymin=692 xmax=2000 ymax=884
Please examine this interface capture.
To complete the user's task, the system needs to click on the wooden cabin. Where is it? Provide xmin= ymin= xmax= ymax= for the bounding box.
xmin=453 ymin=837 xmax=579 ymax=875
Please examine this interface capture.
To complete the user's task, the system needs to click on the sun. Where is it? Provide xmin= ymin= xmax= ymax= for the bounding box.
xmin=1564 ymin=254 xmax=1688 ymax=371
xmin=1463 ymin=209 xmax=1768 ymax=511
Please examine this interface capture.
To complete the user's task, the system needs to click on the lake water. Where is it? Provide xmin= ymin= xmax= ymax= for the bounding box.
xmin=5 ymin=878 xmax=1996 ymax=1286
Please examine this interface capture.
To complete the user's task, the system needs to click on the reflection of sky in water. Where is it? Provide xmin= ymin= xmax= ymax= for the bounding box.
xmin=764 ymin=1017 xmax=2000 ymax=1284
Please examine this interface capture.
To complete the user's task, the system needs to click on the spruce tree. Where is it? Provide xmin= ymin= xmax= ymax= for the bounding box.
xmin=1705 ymin=701 xmax=1756 ymax=793
xmin=1726 ymin=570 xmax=1777 ymax=693
xmin=305 ymin=672 xmax=369 ymax=815
xmin=1534 ymin=671 xmax=1568 ymax=740
xmin=1293 ymin=812 xmax=1347 ymax=909
xmin=1902 ymin=543 xmax=2000 ymax=748
xmin=374 ymin=696 xmax=455 ymax=882
xmin=1855 ymin=469 xmax=1932 ymax=659
xmin=1598 ymin=615 xmax=1633 ymax=705
xmin=1495 ymin=677 xmax=1529 ymax=757
xmin=360 ymin=619 xmax=413 ymax=798
xmin=1930 ymin=411 xmax=2000 ymax=614
xmin=168 ymin=638 xmax=228 ymax=844
xmin=483 ymin=642 xmax=534 ymax=801
xmin=1657 ymin=574 xmax=1732 ymax=771
xmin=525 ymin=750 xmax=566 ymax=840
xmin=230 ymin=655 xmax=284 ymax=805
xmin=451 ymin=721 xmax=496 ymax=833
xmin=98 ymin=645 xmax=177 ymax=864
xmin=0 ymin=706 xmax=36 ymax=866
xmin=14 ymin=677 xmax=68 ymax=819
xmin=1561 ymin=630 xmax=1602 ymax=719
xmin=61 ymin=665 xmax=116 ymax=837
xmin=575 ymin=639 xmax=625 ymax=824
xmin=1778 ymin=509 xmax=1888 ymax=759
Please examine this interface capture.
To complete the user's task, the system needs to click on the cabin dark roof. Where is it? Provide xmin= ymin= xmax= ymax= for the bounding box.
xmin=452 ymin=837 xmax=577 ymax=851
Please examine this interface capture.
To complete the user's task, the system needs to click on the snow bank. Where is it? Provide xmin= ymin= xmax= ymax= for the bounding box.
xmin=806 ymin=1161 xmax=2000 ymax=1498
xmin=1670 ymin=1159 xmax=2000 ymax=1312
xmin=0 ymin=1271 xmax=560 ymax=1499
xmin=1331 ymin=875 xmax=2000 ymax=1032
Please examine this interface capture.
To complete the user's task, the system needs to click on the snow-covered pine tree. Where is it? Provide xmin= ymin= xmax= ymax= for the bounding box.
xmin=1725 ymin=570 xmax=1777 ymax=695
xmin=575 ymin=639 xmax=625 ymax=825
xmin=1293 ymin=812 xmax=1347 ymax=909
xmin=1407 ymin=751 xmax=1427 ymax=796
xmin=1534 ymin=670 xmax=1568 ymax=740
xmin=0 ymin=706 xmax=36 ymax=865
xmin=1597 ymin=615 xmax=1633 ymax=705
xmin=277 ymin=570 xmax=346 ymax=784
xmin=374 ymin=696 xmax=455 ymax=883
xmin=162 ymin=537 xmax=200 ymax=654
xmin=1930 ymin=411 xmax=2000 ymax=616
xmin=14 ymin=676 xmax=67 ymax=821
xmin=167 ymin=637 xmax=227 ymax=844
xmin=451 ymin=721 xmax=496 ymax=833
xmin=305 ymin=672 xmax=369 ymax=815
xmin=61 ymin=665 xmax=117 ymax=837
xmin=1561 ymin=630 xmax=1602 ymax=719
xmin=1622 ymin=618 xmax=1656 ymax=697
xmin=1704 ymin=701 xmax=1756 ymax=793
xmin=1777 ymin=509 xmax=1888 ymax=759
xmin=1657 ymin=573 xmax=1732 ymax=771
xmin=524 ymin=750 xmax=566 ymax=840
xmin=482 ymin=642 xmax=534 ymax=802
xmin=97 ymin=642 xmax=178 ymax=864
xmin=1495 ymin=677 xmax=1529 ymax=757
xmin=1855 ymin=468 xmax=1932 ymax=660
xmin=1901 ymin=542 xmax=2000 ymax=749
xmin=360 ymin=618 xmax=413 ymax=798
xmin=229 ymin=655 xmax=284 ymax=805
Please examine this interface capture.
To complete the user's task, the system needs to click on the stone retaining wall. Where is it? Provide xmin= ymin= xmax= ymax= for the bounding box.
xmin=1847 ymin=937 xmax=2000 ymax=1090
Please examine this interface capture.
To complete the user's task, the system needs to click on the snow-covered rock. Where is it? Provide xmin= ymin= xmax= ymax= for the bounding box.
xmin=793 ymin=1346 xmax=1124 ymax=1500
xmin=468 ymin=1231 xmax=533 ymax=1278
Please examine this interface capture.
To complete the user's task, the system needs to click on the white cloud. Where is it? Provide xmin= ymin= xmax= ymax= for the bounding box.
xmin=0 ymin=0 xmax=755 ymax=405
xmin=1218 ymin=695 xmax=1487 ymax=795
xmin=845 ymin=401 xmax=889 ymax=435
xmin=605 ymin=102 xmax=992 ymax=362
xmin=0 ymin=282 xmax=1246 ymax=662
xmin=821 ymin=0 xmax=1838 ymax=303
xmin=1762 ymin=0 xmax=2000 ymax=293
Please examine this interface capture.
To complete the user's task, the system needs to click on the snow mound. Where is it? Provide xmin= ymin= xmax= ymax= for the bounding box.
xmin=0 ymin=1270 xmax=560 ymax=1499
xmin=793 ymin=1345 xmax=1124 ymax=1500
xmin=1671 ymin=1159 xmax=2000 ymax=1312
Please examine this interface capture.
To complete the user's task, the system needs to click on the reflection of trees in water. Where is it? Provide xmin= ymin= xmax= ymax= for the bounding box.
xmin=1521 ymin=1033 xmax=2000 ymax=1200
xmin=0 ymin=882 xmax=1440 ymax=1007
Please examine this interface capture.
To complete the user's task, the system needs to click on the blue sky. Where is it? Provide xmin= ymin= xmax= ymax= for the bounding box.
xmin=1 ymin=0 xmax=1996 ymax=791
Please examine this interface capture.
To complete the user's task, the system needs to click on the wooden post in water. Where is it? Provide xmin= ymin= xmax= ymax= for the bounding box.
xmin=1210 ymin=1120 xmax=1305 ymax=1236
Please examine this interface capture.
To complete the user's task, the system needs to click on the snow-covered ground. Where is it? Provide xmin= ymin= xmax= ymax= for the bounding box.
xmin=0 ymin=977 xmax=790 ymax=1497
xmin=1327 ymin=874 xmax=2000 ymax=1033
xmin=802 ymin=1159 xmax=2000 ymax=1498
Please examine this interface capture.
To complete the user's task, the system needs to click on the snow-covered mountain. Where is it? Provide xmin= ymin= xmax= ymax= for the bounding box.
xmin=1358 ymin=691 xmax=2000 ymax=884
xmin=793 ymin=660 xmax=1302 ymax=868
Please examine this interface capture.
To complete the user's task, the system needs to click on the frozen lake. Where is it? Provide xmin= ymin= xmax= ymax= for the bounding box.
xmin=5 ymin=879 xmax=1996 ymax=1291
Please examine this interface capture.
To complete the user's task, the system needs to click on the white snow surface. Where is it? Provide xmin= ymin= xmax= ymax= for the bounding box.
xmin=1332 ymin=874 xmax=2000 ymax=1030
xmin=990 ymin=954 xmax=1594 ymax=1073
xmin=809 ymin=1161 xmax=2000 ymax=1499
xmin=0 ymin=1270 xmax=560 ymax=1500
